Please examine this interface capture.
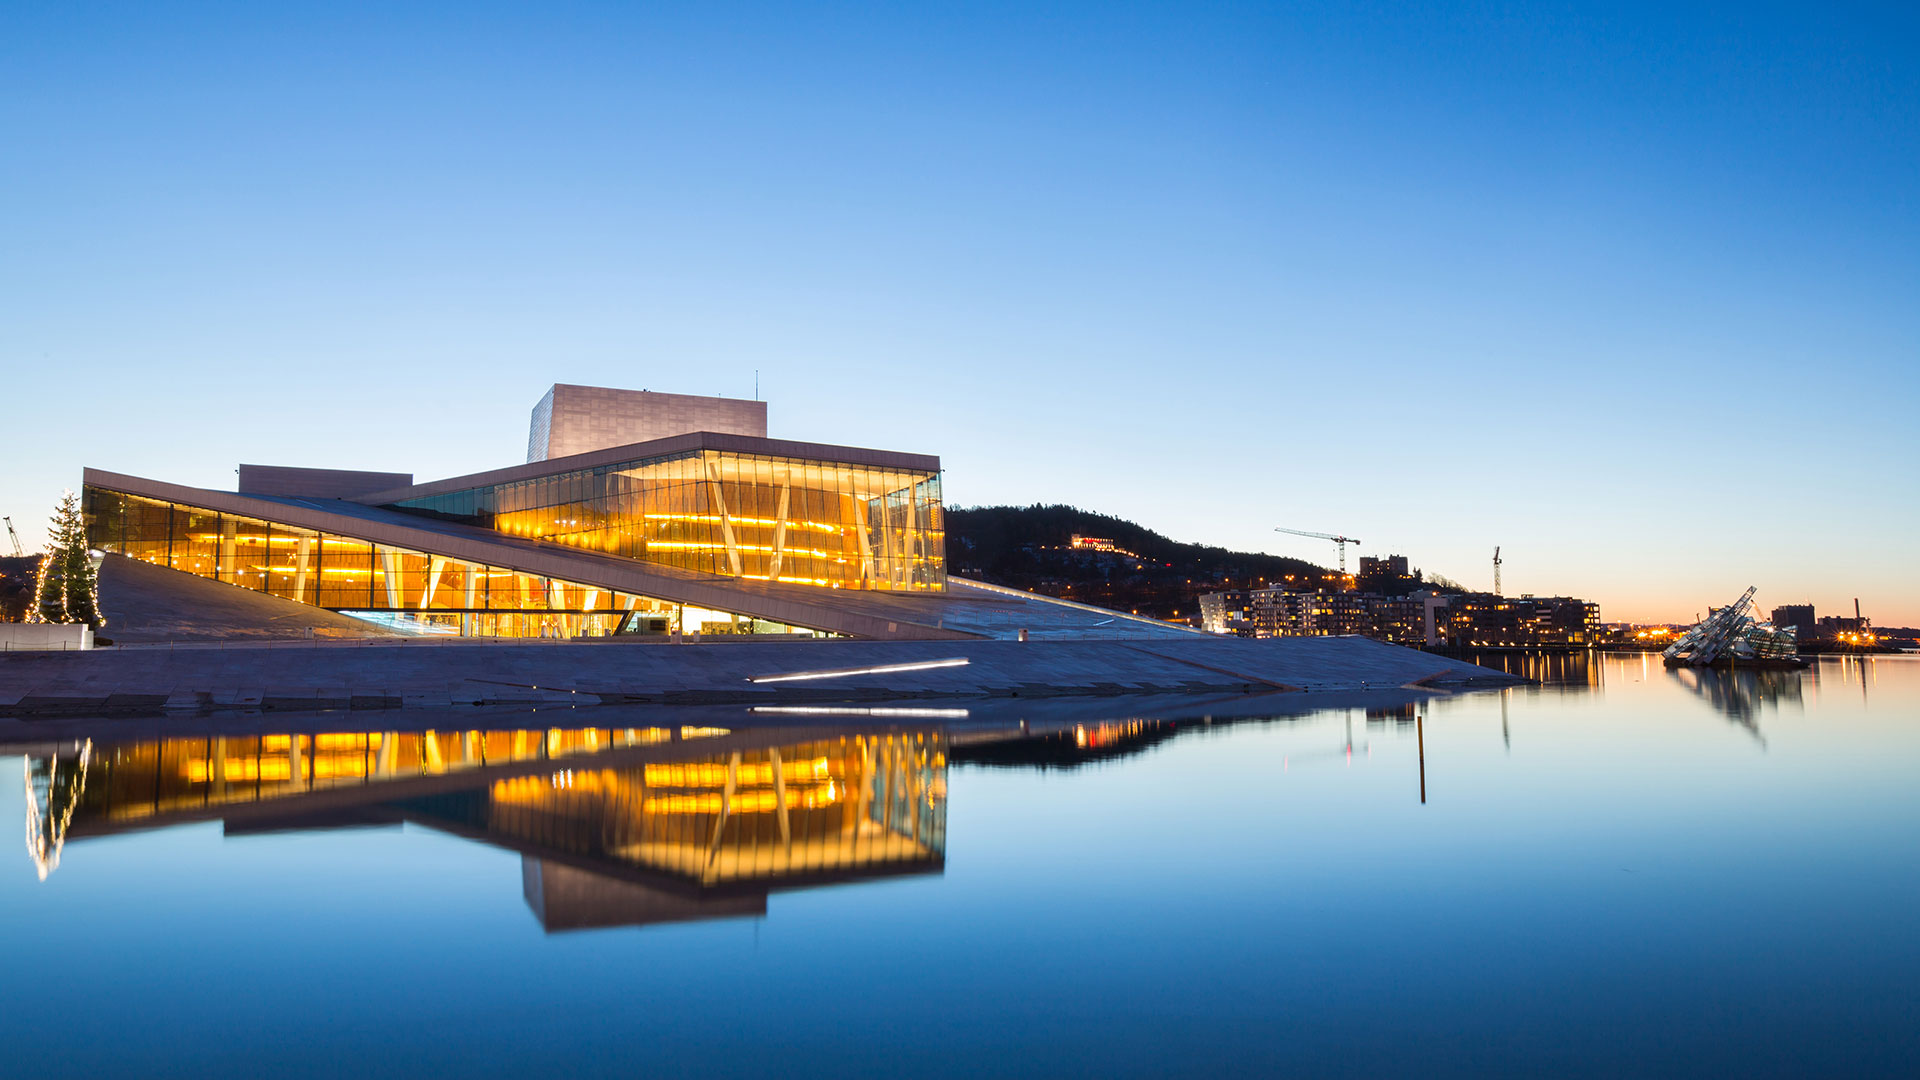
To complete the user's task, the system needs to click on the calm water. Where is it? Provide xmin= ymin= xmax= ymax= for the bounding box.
xmin=3 ymin=654 xmax=1915 ymax=1077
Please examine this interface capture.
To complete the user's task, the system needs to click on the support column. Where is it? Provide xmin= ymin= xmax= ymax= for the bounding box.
xmin=378 ymin=548 xmax=403 ymax=609
xmin=703 ymin=457 xmax=743 ymax=576
xmin=768 ymin=481 xmax=791 ymax=581
xmin=217 ymin=518 xmax=238 ymax=583
xmin=422 ymin=556 xmax=446 ymax=609
xmin=853 ymin=498 xmax=875 ymax=585
xmin=293 ymin=538 xmax=313 ymax=604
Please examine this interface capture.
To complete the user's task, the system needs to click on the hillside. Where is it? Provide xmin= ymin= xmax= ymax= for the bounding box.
xmin=944 ymin=504 xmax=1340 ymax=624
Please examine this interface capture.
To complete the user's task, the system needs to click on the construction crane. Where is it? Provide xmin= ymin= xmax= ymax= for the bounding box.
xmin=3 ymin=517 xmax=21 ymax=557
xmin=1492 ymin=546 xmax=1503 ymax=597
xmin=1274 ymin=526 xmax=1361 ymax=574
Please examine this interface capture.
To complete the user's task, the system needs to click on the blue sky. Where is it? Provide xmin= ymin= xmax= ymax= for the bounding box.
xmin=3 ymin=2 xmax=1915 ymax=623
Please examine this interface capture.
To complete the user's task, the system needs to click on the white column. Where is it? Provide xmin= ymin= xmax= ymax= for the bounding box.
xmin=293 ymin=537 xmax=312 ymax=603
xmin=379 ymin=548 xmax=403 ymax=608
xmin=421 ymin=556 xmax=446 ymax=608
xmin=768 ymin=480 xmax=791 ymax=580
xmin=703 ymin=456 xmax=743 ymax=576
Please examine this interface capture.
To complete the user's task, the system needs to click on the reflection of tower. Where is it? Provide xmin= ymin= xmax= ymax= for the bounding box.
xmin=23 ymin=740 xmax=92 ymax=881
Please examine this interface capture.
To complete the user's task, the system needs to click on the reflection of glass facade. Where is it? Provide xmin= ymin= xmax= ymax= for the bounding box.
xmin=393 ymin=448 xmax=945 ymax=591
xmin=50 ymin=726 xmax=947 ymax=893
xmin=485 ymin=732 xmax=946 ymax=886
xmin=84 ymin=488 xmax=822 ymax=638
xmin=66 ymin=726 xmax=704 ymax=823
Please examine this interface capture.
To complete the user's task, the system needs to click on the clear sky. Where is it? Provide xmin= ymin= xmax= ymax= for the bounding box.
xmin=3 ymin=2 xmax=1915 ymax=625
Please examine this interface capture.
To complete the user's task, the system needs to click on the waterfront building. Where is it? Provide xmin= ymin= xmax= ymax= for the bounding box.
xmin=1771 ymin=604 xmax=1815 ymax=639
xmin=1432 ymin=594 xmax=1602 ymax=647
xmin=1816 ymin=614 xmax=1866 ymax=634
xmin=81 ymin=384 xmax=1195 ymax=642
xmin=1198 ymin=586 xmax=1425 ymax=643
xmin=1199 ymin=585 xmax=1598 ymax=647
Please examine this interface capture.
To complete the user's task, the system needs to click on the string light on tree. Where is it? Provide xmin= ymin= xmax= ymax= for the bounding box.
xmin=27 ymin=489 xmax=105 ymax=629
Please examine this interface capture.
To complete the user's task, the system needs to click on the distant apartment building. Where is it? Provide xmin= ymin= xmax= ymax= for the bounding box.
xmin=1197 ymin=587 xmax=1428 ymax=644
xmin=1433 ymin=594 xmax=1602 ymax=647
xmin=1770 ymin=604 xmax=1815 ymax=638
xmin=1196 ymin=589 xmax=1256 ymax=635
xmin=1360 ymin=554 xmax=1409 ymax=576
xmin=1200 ymin=586 xmax=1599 ymax=647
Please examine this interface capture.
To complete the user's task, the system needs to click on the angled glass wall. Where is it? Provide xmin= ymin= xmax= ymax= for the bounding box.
xmin=390 ymin=448 xmax=945 ymax=591
xmin=84 ymin=487 xmax=830 ymax=639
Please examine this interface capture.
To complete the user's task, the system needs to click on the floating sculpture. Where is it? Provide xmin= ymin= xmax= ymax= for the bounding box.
xmin=1663 ymin=587 xmax=1802 ymax=668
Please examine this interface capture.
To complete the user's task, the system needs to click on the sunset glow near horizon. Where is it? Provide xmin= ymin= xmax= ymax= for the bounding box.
xmin=3 ymin=3 xmax=1915 ymax=625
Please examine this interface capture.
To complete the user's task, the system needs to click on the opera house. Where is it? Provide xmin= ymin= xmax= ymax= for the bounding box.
xmin=81 ymin=384 xmax=1187 ymax=642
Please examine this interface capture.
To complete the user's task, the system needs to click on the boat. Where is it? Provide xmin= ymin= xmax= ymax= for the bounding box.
xmin=1662 ymin=586 xmax=1807 ymax=669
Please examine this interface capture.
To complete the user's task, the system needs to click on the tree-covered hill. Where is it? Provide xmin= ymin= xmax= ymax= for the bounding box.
xmin=944 ymin=504 xmax=1340 ymax=623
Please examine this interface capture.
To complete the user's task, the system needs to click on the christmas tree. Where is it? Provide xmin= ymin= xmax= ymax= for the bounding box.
xmin=29 ymin=490 xmax=105 ymax=627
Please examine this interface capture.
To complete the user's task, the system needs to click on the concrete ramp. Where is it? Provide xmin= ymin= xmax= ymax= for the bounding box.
xmin=0 ymin=634 xmax=1521 ymax=716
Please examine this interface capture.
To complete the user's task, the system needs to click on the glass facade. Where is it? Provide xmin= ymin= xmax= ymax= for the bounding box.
xmin=84 ymin=487 xmax=826 ymax=639
xmin=391 ymin=448 xmax=945 ymax=591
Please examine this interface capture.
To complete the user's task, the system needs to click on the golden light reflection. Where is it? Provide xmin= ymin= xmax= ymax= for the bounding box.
xmin=35 ymin=726 xmax=946 ymax=899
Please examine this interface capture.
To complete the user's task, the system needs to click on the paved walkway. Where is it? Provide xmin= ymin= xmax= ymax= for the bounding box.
xmin=0 ymin=634 xmax=1521 ymax=715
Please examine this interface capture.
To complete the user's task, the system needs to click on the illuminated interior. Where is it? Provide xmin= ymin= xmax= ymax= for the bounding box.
xmin=393 ymin=448 xmax=945 ymax=591
xmin=83 ymin=488 xmax=827 ymax=638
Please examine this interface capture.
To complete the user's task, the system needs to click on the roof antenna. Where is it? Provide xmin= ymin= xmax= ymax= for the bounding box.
xmin=755 ymin=370 xmax=760 ymax=400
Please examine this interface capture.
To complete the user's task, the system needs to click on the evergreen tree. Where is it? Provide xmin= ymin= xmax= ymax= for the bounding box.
xmin=29 ymin=490 xmax=105 ymax=627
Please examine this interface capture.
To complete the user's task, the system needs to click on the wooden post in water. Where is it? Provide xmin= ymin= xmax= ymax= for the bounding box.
xmin=1417 ymin=713 xmax=1426 ymax=804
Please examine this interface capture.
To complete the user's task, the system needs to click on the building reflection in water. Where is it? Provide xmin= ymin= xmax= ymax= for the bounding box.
xmin=1667 ymin=665 xmax=1804 ymax=743
xmin=949 ymin=719 xmax=1176 ymax=770
xmin=23 ymin=724 xmax=945 ymax=932
xmin=1460 ymin=650 xmax=1603 ymax=689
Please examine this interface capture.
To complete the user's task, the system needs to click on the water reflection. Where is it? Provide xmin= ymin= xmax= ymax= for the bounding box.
xmin=1456 ymin=650 xmax=1602 ymax=688
xmin=1667 ymin=665 xmax=1805 ymax=743
xmin=950 ymin=719 xmax=1179 ymax=769
xmin=1815 ymin=652 xmax=1880 ymax=705
xmin=24 ymin=740 xmax=92 ymax=880
xmin=24 ymin=724 xmax=946 ymax=931
xmin=5 ymin=661 xmax=1917 ymax=1076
